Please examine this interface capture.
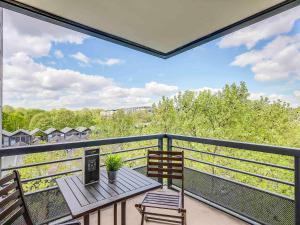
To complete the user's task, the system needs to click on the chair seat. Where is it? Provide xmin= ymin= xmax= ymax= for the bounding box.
xmin=141 ymin=192 xmax=181 ymax=210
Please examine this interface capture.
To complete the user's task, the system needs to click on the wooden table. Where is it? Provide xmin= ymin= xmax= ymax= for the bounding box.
xmin=56 ymin=167 xmax=161 ymax=225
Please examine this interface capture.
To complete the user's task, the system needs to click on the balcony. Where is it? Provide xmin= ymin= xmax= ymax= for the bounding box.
xmin=0 ymin=134 xmax=297 ymax=225
xmin=74 ymin=189 xmax=246 ymax=225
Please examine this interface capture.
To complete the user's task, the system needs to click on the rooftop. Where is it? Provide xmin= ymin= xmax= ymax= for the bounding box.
xmin=11 ymin=129 xmax=30 ymax=136
xmin=2 ymin=129 xmax=12 ymax=136
xmin=76 ymin=127 xmax=89 ymax=133
xmin=29 ymin=128 xmax=44 ymax=135
xmin=61 ymin=127 xmax=77 ymax=134
xmin=44 ymin=127 xmax=60 ymax=135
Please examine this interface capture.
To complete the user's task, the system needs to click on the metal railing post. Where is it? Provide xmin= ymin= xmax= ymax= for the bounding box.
xmin=0 ymin=156 xmax=2 ymax=178
xmin=295 ymin=156 xmax=300 ymax=225
xmin=0 ymin=7 xmax=3 ymax=179
xmin=167 ymin=137 xmax=172 ymax=188
xmin=158 ymin=137 xmax=163 ymax=184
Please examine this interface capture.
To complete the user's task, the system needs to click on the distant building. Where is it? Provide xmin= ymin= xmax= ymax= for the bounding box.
xmin=101 ymin=106 xmax=152 ymax=117
xmin=100 ymin=109 xmax=117 ymax=117
xmin=61 ymin=127 xmax=80 ymax=140
xmin=44 ymin=128 xmax=64 ymax=143
xmin=10 ymin=129 xmax=31 ymax=146
xmin=123 ymin=106 xmax=152 ymax=114
xmin=1 ymin=126 xmax=95 ymax=146
xmin=65 ymin=134 xmax=81 ymax=142
xmin=30 ymin=128 xmax=47 ymax=143
xmin=76 ymin=127 xmax=91 ymax=139
xmin=2 ymin=130 xmax=12 ymax=147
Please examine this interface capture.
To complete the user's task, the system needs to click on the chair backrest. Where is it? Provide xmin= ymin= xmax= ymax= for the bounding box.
xmin=147 ymin=150 xmax=184 ymax=195
xmin=0 ymin=170 xmax=33 ymax=225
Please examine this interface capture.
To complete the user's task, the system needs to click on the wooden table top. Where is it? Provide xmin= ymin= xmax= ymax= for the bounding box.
xmin=56 ymin=167 xmax=161 ymax=218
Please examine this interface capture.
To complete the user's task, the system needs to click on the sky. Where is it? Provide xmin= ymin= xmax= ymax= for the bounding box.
xmin=3 ymin=6 xmax=300 ymax=109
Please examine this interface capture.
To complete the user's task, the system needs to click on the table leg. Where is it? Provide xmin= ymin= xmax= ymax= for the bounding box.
xmin=121 ymin=201 xmax=126 ymax=225
xmin=84 ymin=214 xmax=89 ymax=225
xmin=98 ymin=210 xmax=101 ymax=225
xmin=114 ymin=203 xmax=117 ymax=225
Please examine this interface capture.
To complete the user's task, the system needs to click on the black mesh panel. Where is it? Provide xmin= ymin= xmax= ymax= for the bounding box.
xmin=11 ymin=215 xmax=27 ymax=225
xmin=134 ymin=166 xmax=160 ymax=183
xmin=134 ymin=166 xmax=147 ymax=175
xmin=173 ymin=168 xmax=294 ymax=225
xmin=24 ymin=188 xmax=70 ymax=225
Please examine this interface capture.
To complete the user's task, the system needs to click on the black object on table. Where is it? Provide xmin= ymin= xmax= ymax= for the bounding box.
xmin=82 ymin=148 xmax=100 ymax=185
xmin=56 ymin=167 xmax=161 ymax=225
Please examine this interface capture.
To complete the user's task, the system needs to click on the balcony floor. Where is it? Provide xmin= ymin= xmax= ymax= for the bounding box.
xmin=78 ymin=189 xmax=248 ymax=225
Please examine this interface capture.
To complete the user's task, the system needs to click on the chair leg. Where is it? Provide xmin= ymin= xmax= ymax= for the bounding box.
xmin=121 ymin=201 xmax=126 ymax=225
xmin=135 ymin=204 xmax=145 ymax=225
xmin=84 ymin=215 xmax=89 ymax=225
xmin=141 ymin=206 xmax=145 ymax=225
xmin=114 ymin=204 xmax=117 ymax=225
xmin=180 ymin=209 xmax=186 ymax=225
xmin=98 ymin=210 xmax=101 ymax=225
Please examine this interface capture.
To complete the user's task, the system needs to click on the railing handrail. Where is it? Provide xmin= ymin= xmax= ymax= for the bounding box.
xmin=0 ymin=134 xmax=166 ymax=157
xmin=0 ymin=133 xmax=298 ymax=224
xmin=167 ymin=134 xmax=300 ymax=157
xmin=1 ymin=133 xmax=300 ymax=157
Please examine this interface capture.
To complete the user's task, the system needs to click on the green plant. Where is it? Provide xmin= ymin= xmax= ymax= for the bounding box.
xmin=105 ymin=154 xmax=123 ymax=171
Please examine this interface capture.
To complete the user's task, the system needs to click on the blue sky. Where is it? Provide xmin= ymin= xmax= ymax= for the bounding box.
xmin=3 ymin=6 xmax=300 ymax=109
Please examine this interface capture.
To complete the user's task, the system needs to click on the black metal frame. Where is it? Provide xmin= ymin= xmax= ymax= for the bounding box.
xmin=0 ymin=0 xmax=299 ymax=58
xmin=0 ymin=134 xmax=164 ymax=157
xmin=168 ymin=134 xmax=297 ymax=225
xmin=295 ymin=157 xmax=300 ymax=224
xmin=0 ymin=133 xmax=300 ymax=224
xmin=167 ymin=134 xmax=300 ymax=156
xmin=0 ymin=134 xmax=161 ymax=224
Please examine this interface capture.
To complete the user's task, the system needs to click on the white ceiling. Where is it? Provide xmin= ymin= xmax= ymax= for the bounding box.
xmin=16 ymin=0 xmax=286 ymax=54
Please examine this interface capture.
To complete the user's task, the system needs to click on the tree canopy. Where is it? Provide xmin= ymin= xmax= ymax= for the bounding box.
xmin=3 ymin=82 xmax=300 ymax=196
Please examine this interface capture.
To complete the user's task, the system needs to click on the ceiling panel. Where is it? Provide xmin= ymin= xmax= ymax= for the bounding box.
xmin=2 ymin=0 xmax=298 ymax=58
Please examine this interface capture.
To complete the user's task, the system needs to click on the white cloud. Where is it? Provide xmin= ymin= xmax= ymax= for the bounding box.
xmin=96 ymin=58 xmax=123 ymax=66
xmin=71 ymin=55 xmax=124 ymax=67
xmin=54 ymin=50 xmax=64 ymax=58
xmin=292 ymin=92 xmax=300 ymax=107
xmin=218 ymin=6 xmax=300 ymax=49
xmin=248 ymin=92 xmax=284 ymax=102
xmin=4 ymin=53 xmax=178 ymax=109
xmin=3 ymin=9 xmax=87 ymax=58
xmin=194 ymin=88 xmax=295 ymax=105
xmin=195 ymin=88 xmax=299 ymax=107
xmin=194 ymin=87 xmax=221 ymax=94
xmin=294 ymin=90 xmax=300 ymax=97
xmin=145 ymin=82 xmax=178 ymax=96
xmin=249 ymin=92 xmax=300 ymax=107
xmin=231 ymin=34 xmax=300 ymax=81
xmin=4 ymin=8 xmax=168 ymax=109
xmin=70 ymin=52 xmax=90 ymax=64
xmin=174 ymin=87 xmax=300 ymax=106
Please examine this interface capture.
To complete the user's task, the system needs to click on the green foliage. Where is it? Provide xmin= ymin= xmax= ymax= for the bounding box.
xmin=4 ymin=82 xmax=300 ymax=197
xmin=146 ymin=82 xmax=298 ymax=197
xmin=149 ymin=82 xmax=299 ymax=147
xmin=105 ymin=154 xmax=123 ymax=171
xmin=3 ymin=107 xmax=101 ymax=131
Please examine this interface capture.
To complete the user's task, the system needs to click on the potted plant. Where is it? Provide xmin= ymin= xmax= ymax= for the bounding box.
xmin=105 ymin=154 xmax=123 ymax=183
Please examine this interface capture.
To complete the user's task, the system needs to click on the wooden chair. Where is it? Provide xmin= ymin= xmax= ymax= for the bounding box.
xmin=135 ymin=150 xmax=186 ymax=225
xmin=0 ymin=170 xmax=80 ymax=225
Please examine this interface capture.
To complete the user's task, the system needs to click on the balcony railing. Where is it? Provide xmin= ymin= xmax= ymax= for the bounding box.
xmin=0 ymin=134 xmax=299 ymax=225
